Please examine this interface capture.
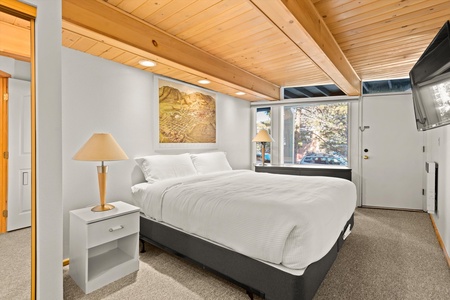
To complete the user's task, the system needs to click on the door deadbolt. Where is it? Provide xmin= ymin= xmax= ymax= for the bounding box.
xmin=364 ymin=155 xmax=369 ymax=160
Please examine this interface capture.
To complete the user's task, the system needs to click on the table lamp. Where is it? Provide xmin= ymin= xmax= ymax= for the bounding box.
xmin=73 ymin=133 xmax=128 ymax=212
xmin=252 ymin=129 xmax=274 ymax=165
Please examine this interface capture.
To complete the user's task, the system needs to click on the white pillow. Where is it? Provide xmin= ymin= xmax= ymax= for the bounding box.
xmin=135 ymin=153 xmax=197 ymax=183
xmin=190 ymin=152 xmax=232 ymax=174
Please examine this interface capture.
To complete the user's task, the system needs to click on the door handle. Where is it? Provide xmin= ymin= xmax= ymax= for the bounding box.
xmin=364 ymin=155 xmax=369 ymax=160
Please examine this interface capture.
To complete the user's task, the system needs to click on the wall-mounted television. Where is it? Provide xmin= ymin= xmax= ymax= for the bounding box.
xmin=410 ymin=21 xmax=450 ymax=131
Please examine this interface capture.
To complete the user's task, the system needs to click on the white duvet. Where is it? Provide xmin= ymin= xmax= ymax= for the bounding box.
xmin=132 ymin=170 xmax=356 ymax=270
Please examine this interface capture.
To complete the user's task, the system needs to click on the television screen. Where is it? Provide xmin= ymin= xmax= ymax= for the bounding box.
xmin=412 ymin=74 xmax=450 ymax=130
xmin=410 ymin=21 xmax=450 ymax=131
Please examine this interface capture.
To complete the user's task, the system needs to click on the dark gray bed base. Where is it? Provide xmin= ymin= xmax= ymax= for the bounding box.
xmin=139 ymin=213 xmax=354 ymax=300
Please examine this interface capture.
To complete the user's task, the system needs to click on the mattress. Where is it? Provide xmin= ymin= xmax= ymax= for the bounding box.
xmin=131 ymin=170 xmax=356 ymax=270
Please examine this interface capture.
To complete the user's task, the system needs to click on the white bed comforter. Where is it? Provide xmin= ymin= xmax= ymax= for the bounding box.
xmin=132 ymin=170 xmax=356 ymax=270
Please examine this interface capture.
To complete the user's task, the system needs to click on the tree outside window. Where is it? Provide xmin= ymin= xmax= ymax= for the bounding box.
xmin=284 ymin=103 xmax=348 ymax=166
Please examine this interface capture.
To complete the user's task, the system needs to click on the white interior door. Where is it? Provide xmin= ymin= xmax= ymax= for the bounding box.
xmin=7 ymin=78 xmax=31 ymax=231
xmin=362 ymin=94 xmax=424 ymax=210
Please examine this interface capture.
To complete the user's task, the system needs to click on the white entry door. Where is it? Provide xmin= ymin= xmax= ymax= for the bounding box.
xmin=7 ymin=78 xmax=31 ymax=231
xmin=361 ymin=94 xmax=424 ymax=210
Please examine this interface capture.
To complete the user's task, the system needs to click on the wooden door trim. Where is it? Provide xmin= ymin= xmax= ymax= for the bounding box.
xmin=0 ymin=75 xmax=9 ymax=233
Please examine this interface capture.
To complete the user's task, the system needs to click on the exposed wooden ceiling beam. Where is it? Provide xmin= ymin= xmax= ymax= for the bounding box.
xmin=250 ymin=0 xmax=361 ymax=96
xmin=62 ymin=0 xmax=280 ymax=100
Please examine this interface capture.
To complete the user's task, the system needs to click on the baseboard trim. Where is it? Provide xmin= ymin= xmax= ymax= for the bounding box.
xmin=429 ymin=214 xmax=450 ymax=268
xmin=63 ymin=258 xmax=69 ymax=267
xmin=360 ymin=205 xmax=423 ymax=213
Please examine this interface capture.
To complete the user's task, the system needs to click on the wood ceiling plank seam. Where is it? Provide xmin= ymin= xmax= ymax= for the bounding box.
xmin=354 ymin=61 xmax=417 ymax=73
xmin=219 ymin=38 xmax=297 ymax=64
xmin=123 ymin=56 xmax=148 ymax=68
xmin=98 ymin=47 xmax=126 ymax=60
xmin=112 ymin=51 xmax=136 ymax=64
xmin=116 ymin=0 xmax=148 ymax=13
xmin=321 ymin=0 xmax=409 ymax=26
xmin=332 ymin=1 xmax=450 ymax=39
xmin=339 ymin=23 xmax=447 ymax=51
xmin=315 ymin=0 xmax=381 ymax=19
xmin=219 ymin=33 xmax=299 ymax=58
xmin=152 ymin=0 xmax=222 ymax=32
xmin=216 ymin=30 xmax=291 ymax=59
xmin=84 ymin=42 xmax=113 ymax=57
xmin=63 ymin=0 xmax=280 ymax=99
xmin=344 ymin=35 xmax=441 ymax=54
xmin=233 ymin=52 xmax=313 ymax=72
xmin=164 ymin=0 xmax=242 ymax=36
xmin=127 ymin=0 xmax=173 ymax=19
xmin=339 ymin=16 xmax=447 ymax=46
xmin=193 ymin=15 xmax=273 ymax=52
xmin=188 ymin=11 xmax=264 ymax=49
xmin=184 ymin=13 xmax=259 ymax=49
xmin=345 ymin=45 xmax=438 ymax=62
xmin=61 ymin=29 xmax=82 ymax=48
xmin=143 ymin=0 xmax=198 ymax=26
xmin=327 ymin=0 xmax=450 ymax=34
xmin=69 ymin=36 xmax=98 ymax=52
xmin=348 ymin=51 xmax=428 ymax=64
xmin=314 ymin=0 xmax=364 ymax=12
xmin=325 ymin=0 xmax=415 ymax=31
xmin=203 ymin=24 xmax=278 ymax=55
xmin=352 ymin=57 xmax=421 ymax=69
xmin=333 ymin=10 xmax=450 ymax=43
xmin=175 ymin=2 xmax=252 ymax=41
xmin=104 ymin=0 xmax=124 ymax=6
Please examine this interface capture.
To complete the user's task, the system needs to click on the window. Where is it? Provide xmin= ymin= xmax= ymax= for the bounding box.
xmin=362 ymin=78 xmax=411 ymax=94
xmin=283 ymin=102 xmax=349 ymax=166
xmin=256 ymin=107 xmax=271 ymax=163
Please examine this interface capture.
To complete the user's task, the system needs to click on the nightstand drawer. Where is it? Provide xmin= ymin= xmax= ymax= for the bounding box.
xmin=87 ymin=212 xmax=139 ymax=248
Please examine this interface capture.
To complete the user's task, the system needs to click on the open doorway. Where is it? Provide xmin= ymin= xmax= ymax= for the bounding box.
xmin=0 ymin=2 xmax=36 ymax=299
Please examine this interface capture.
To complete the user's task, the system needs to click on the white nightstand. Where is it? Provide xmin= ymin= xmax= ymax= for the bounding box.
xmin=69 ymin=201 xmax=140 ymax=294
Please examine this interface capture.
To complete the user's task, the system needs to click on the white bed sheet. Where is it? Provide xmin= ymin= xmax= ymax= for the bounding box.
xmin=132 ymin=170 xmax=356 ymax=270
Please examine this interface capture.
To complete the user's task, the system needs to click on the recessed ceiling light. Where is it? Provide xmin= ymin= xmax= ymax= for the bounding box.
xmin=138 ymin=60 xmax=156 ymax=67
xmin=198 ymin=79 xmax=211 ymax=84
xmin=235 ymin=91 xmax=246 ymax=95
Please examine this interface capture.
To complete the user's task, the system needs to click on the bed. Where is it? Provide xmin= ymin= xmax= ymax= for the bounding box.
xmin=131 ymin=152 xmax=356 ymax=300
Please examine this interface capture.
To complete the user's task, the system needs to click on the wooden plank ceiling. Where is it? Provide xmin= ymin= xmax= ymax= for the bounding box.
xmin=3 ymin=0 xmax=450 ymax=101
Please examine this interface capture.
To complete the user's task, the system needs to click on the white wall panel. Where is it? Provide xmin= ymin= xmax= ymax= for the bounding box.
xmin=61 ymin=47 xmax=251 ymax=257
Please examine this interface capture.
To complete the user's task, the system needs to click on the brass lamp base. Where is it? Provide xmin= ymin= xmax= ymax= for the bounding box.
xmin=91 ymin=203 xmax=115 ymax=212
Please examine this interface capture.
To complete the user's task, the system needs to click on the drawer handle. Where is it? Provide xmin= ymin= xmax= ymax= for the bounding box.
xmin=109 ymin=225 xmax=124 ymax=232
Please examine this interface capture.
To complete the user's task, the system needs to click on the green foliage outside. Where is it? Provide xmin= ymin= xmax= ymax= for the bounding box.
xmin=286 ymin=103 xmax=348 ymax=164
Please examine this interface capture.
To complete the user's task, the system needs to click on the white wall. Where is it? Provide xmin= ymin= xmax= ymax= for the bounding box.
xmin=0 ymin=56 xmax=30 ymax=80
xmin=22 ymin=0 xmax=63 ymax=299
xmin=62 ymin=47 xmax=252 ymax=257
xmin=425 ymin=126 xmax=450 ymax=258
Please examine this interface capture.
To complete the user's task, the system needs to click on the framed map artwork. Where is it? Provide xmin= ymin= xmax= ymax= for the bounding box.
xmin=155 ymin=76 xmax=217 ymax=149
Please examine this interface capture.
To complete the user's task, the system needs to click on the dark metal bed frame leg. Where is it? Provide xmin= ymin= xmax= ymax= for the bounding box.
xmin=246 ymin=290 xmax=254 ymax=300
xmin=140 ymin=239 xmax=146 ymax=253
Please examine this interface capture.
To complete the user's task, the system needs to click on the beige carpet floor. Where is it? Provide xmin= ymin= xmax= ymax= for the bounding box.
xmin=0 ymin=227 xmax=31 ymax=300
xmin=2 ymin=208 xmax=450 ymax=299
xmin=63 ymin=208 xmax=450 ymax=300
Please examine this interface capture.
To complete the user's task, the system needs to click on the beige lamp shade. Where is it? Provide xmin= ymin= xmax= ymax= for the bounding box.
xmin=73 ymin=133 xmax=128 ymax=161
xmin=73 ymin=133 xmax=128 ymax=212
xmin=252 ymin=129 xmax=274 ymax=143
